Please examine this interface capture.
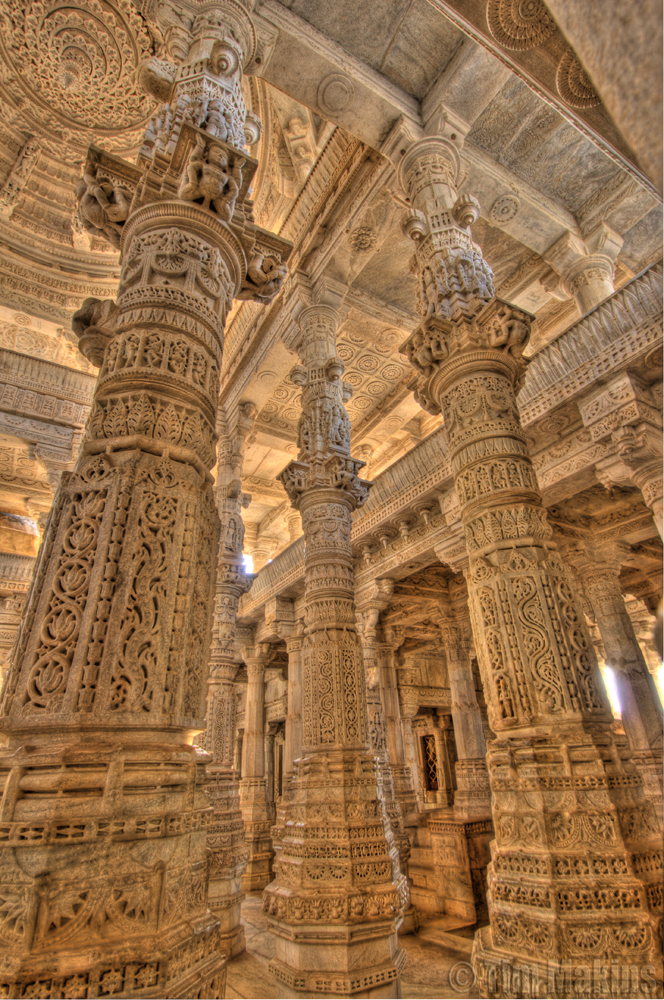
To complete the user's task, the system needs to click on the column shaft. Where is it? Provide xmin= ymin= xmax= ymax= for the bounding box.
xmin=264 ymin=298 xmax=406 ymax=997
xmin=0 ymin=6 xmax=291 ymax=992
xmin=240 ymin=650 xmax=273 ymax=890
xmin=397 ymin=134 xmax=662 ymax=994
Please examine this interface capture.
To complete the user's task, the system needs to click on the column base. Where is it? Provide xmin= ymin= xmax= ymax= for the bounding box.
xmin=397 ymin=904 xmax=420 ymax=935
xmin=240 ymin=779 xmax=274 ymax=890
xmin=268 ymin=923 xmax=406 ymax=998
xmin=0 ymin=913 xmax=226 ymax=999
xmin=428 ymin=811 xmax=493 ymax=923
xmin=631 ymin=748 xmax=664 ymax=811
xmin=472 ymin=924 xmax=663 ymax=999
xmin=209 ymin=885 xmax=246 ymax=958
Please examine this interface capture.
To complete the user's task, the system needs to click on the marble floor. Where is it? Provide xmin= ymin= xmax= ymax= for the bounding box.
xmin=226 ymin=893 xmax=479 ymax=1000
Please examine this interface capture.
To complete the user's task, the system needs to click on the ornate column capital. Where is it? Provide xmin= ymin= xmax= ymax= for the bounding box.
xmin=242 ymin=642 xmax=274 ymax=678
xmin=544 ymin=223 xmax=622 ymax=312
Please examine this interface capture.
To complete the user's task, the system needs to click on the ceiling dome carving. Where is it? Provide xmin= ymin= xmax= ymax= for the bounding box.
xmin=0 ymin=0 xmax=158 ymax=152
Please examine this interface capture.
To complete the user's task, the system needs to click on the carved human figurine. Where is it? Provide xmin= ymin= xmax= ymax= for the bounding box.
xmin=237 ymin=252 xmax=287 ymax=304
xmin=205 ymin=147 xmax=244 ymax=220
xmin=205 ymin=98 xmax=229 ymax=141
xmin=178 ymin=139 xmax=206 ymax=202
xmin=423 ymin=267 xmax=439 ymax=317
xmin=76 ymin=169 xmax=131 ymax=249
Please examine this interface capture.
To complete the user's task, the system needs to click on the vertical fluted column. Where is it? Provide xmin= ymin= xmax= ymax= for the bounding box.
xmin=264 ymin=295 xmax=406 ymax=998
xmin=439 ymin=614 xmax=491 ymax=819
xmin=398 ymin=135 xmax=662 ymax=995
xmin=0 ymin=3 xmax=291 ymax=993
xmin=567 ymin=541 xmax=664 ymax=808
xmin=240 ymin=644 xmax=273 ymax=890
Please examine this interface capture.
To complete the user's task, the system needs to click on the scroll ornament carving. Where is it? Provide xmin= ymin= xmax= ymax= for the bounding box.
xmin=0 ymin=3 xmax=291 ymax=995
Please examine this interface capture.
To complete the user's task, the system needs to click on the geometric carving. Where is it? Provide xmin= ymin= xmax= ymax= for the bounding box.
xmin=486 ymin=0 xmax=556 ymax=51
xmin=556 ymin=49 xmax=602 ymax=109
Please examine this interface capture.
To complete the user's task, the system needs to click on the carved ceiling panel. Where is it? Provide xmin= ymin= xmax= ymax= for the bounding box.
xmin=0 ymin=0 xmax=158 ymax=154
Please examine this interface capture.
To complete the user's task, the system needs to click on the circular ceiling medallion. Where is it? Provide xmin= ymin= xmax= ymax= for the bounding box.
xmin=349 ymin=226 xmax=377 ymax=253
xmin=0 ymin=0 xmax=157 ymax=152
xmin=383 ymin=364 xmax=404 ymax=380
xmin=487 ymin=0 xmax=556 ymax=51
xmin=317 ymin=73 xmax=354 ymax=115
xmin=357 ymin=355 xmax=379 ymax=372
xmin=556 ymin=49 xmax=601 ymax=109
xmin=490 ymin=194 xmax=520 ymax=225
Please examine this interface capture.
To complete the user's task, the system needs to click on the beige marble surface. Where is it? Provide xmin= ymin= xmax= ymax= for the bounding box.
xmin=227 ymin=893 xmax=477 ymax=1000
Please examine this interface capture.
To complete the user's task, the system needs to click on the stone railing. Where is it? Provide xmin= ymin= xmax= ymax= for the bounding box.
xmin=519 ymin=261 xmax=662 ymax=425
xmin=241 ymin=536 xmax=305 ymax=617
xmin=239 ymin=260 xmax=663 ymax=619
xmin=0 ymin=552 xmax=37 ymax=590
xmin=0 ymin=348 xmax=96 ymax=405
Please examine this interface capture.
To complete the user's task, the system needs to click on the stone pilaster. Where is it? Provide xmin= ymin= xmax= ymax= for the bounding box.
xmin=398 ymin=135 xmax=663 ymax=997
xmin=271 ymin=620 xmax=304 ymax=867
xmin=566 ymin=540 xmax=664 ymax=809
xmin=0 ymin=3 xmax=291 ymax=993
xmin=240 ymin=642 xmax=274 ymax=890
xmin=264 ymin=294 xmax=406 ymax=997
xmin=203 ymin=413 xmax=255 ymax=959
xmin=379 ymin=630 xmax=419 ymax=818
xmin=357 ymin=598 xmax=415 ymax=933
xmin=439 ymin=609 xmax=492 ymax=820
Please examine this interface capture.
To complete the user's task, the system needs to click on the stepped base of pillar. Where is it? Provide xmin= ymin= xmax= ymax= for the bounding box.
xmin=209 ymin=883 xmax=246 ymax=958
xmin=206 ymin=767 xmax=248 ymax=958
xmin=268 ymin=920 xmax=406 ymax=998
xmin=0 ymin=913 xmax=226 ymax=999
xmin=396 ymin=904 xmax=420 ymax=935
xmin=472 ymin=924 xmax=663 ymax=999
xmin=240 ymin=780 xmax=274 ymax=890
xmin=428 ymin=810 xmax=493 ymax=923
xmin=476 ymin=730 xmax=663 ymax=998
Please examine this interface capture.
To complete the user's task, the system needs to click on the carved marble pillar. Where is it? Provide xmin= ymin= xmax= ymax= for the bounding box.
xmin=272 ymin=621 xmax=304 ymax=868
xmin=567 ymin=541 xmax=664 ymax=808
xmin=398 ymin=135 xmax=662 ymax=995
xmin=0 ymin=2 xmax=291 ymax=993
xmin=432 ymin=716 xmax=455 ymax=807
xmin=379 ymin=631 xmax=418 ymax=817
xmin=283 ymin=622 xmax=304 ymax=778
xmin=357 ymin=603 xmax=415 ymax=931
xmin=439 ymin=612 xmax=491 ymax=819
xmin=240 ymin=643 xmax=274 ymax=890
xmin=205 ymin=663 xmax=247 ymax=957
xmin=399 ymin=696 xmax=423 ymax=811
xmin=264 ymin=294 xmax=406 ymax=997
xmin=203 ymin=422 xmax=255 ymax=959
